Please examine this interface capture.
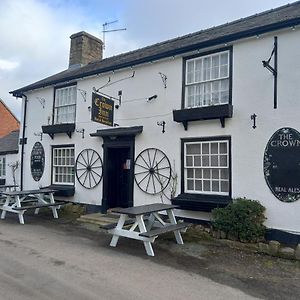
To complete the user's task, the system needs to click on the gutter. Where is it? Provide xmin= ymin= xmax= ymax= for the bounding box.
xmin=19 ymin=93 xmax=28 ymax=191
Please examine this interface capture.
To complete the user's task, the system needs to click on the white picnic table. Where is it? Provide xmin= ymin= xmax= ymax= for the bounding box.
xmin=108 ymin=203 xmax=189 ymax=256
xmin=0 ymin=189 xmax=66 ymax=224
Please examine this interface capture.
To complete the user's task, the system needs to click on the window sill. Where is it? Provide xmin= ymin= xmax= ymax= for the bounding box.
xmin=173 ymin=104 xmax=233 ymax=130
xmin=41 ymin=184 xmax=75 ymax=197
xmin=42 ymin=123 xmax=75 ymax=139
xmin=171 ymin=193 xmax=231 ymax=212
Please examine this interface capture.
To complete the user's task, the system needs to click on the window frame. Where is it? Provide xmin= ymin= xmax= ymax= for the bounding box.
xmin=181 ymin=136 xmax=232 ymax=198
xmin=51 ymin=144 xmax=75 ymax=186
xmin=182 ymin=47 xmax=233 ymax=109
xmin=0 ymin=155 xmax=6 ymax=179
xmin=52 ymin=83 xmax=77 ymax=125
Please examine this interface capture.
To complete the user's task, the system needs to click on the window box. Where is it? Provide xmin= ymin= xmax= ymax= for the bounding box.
xmin=41 ymin=185 xmax=75 ymax=197
xmin=42 ymin=123 xmax=75 ymax=139
xmin=172 ymin=193 xmax=231 ymax=212
xmin=173 ymin=103 xmax=233 ymax=129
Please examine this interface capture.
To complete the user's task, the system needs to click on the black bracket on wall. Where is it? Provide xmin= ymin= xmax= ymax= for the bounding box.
xmin=262 ymin=36 xmax=278 ymax=109
xmin=250 ymin=113 xmax=257 ymax=129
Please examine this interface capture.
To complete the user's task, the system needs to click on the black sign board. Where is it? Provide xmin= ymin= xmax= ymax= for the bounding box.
xmin=30 ymin=142 xmax=45 ymax=181
xmin=91 ymin=93 xmax=114 ymax=126
xmin=264 ymin=127 xmax=300 ymax=202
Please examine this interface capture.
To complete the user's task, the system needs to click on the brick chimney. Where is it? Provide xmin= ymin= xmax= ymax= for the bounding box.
xmin=69 ymin=31 xmax=103 ymax=68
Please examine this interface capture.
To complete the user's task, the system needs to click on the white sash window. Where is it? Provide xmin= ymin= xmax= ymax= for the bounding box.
xmin=54 ymin=85 xmax=77 ymax=124
xmin=184 ymin=140 xmax=230 ymax=195
xmin=0 ymin=155 xmax=5 ymax=178
xmin=185 ymin=51 xmax=230 ymax=108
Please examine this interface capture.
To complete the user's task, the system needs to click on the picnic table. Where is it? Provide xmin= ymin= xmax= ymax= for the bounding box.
xmin=108 ymin=203 xmax=190 ymax=256
xmin=0 ymin=184 xmax=18 ymax=192
xmin=0 ymin=189 xmax=66 ymax=224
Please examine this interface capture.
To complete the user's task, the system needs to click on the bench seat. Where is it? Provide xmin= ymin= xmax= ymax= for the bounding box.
xmin=12 ymin=200 xmax=68 ymax=211
xmin=139 ymin=222 xmax=190 ymax=238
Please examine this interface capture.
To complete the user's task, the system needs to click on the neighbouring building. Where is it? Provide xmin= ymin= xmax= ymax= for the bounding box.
xmin=0 ymin=130 xmax=20 ymax=186
xmin=0 ymin=99 xmax=20 ymax=137
xmin=10 ymin=2 xmax=300 ymax=241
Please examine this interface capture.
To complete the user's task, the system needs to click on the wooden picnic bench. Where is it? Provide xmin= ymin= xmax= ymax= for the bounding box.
xmin=108 ymin=203 xmax=190 ymax=256
xmin=0 ymin=189 xmax=67 ymax=224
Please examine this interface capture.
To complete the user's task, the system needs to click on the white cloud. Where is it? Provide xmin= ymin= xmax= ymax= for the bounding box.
xmin=0 ymin=0 xmax=291 ymax=118
xmin=0 ymin=59 xmax=19 ymax=71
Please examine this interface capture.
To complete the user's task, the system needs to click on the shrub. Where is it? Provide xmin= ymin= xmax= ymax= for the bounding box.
xmin=212 ymin=198 xmax=266 ymax=243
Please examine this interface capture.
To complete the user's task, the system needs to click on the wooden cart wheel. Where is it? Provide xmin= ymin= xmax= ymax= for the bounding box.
xmin=75 ymin=149 xmax=102 ymax=189
xmin=134 ymin=148 xmax=171 ymax=195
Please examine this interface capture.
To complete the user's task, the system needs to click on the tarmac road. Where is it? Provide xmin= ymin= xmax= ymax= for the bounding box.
xmin=0 ymin=215 xmax=259 ymax=300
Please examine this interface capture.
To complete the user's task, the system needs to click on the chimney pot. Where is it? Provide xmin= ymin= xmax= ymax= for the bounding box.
xmin=69 ymin=31 xmax=103 ymax=68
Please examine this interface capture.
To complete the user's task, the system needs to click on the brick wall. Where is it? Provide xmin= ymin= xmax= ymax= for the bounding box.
xmin=0 ymin=100 xmax=20 ymax=137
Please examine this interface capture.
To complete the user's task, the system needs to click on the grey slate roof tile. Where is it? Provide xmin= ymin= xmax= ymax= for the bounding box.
xmin=10 ymin=1 xmax=300 ymax=95
xmin=0 ymin=130 xmax=19 ymax=154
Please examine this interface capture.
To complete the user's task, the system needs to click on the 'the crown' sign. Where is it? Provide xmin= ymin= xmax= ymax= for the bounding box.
xmin=91 ymin=93 xmax=114 ymax=126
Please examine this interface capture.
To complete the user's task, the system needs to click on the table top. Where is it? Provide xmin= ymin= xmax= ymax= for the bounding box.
xmin=0 ymin=185 xmax=19 ymax=188
xmin=1 ymin=189 xmax=57 ymax=196
xmin=111 ymin=203 xmax=179 ymax=216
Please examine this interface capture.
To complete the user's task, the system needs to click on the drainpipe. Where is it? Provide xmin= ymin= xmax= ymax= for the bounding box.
xmin=19 ymin=93 xmax=28 ymax=191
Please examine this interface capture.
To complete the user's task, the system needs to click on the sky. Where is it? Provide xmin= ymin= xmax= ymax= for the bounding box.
xmin=0 ymin=0 xmax=293 ymax=119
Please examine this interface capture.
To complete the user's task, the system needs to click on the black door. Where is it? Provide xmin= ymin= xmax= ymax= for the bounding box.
xmin=102 ymin=137 xmax=134 ymax=211
xmin=106 ymin=147 xmax=131 ymax=208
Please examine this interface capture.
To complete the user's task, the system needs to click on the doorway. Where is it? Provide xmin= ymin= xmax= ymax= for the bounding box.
xmin=102 ymin=138 xmax=134 ymax=211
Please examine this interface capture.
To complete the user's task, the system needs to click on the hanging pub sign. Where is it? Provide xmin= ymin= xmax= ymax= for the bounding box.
xmin=91 ymin=92 xmax=114 ymax=126
xmin=30 ymin=142 xmax=45 ymax=181
xmin=264 ymin=127 xmax=300 ymax=202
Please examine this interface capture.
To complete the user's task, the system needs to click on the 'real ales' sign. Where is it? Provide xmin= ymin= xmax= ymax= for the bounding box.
xmin=264 ymin=127 xmax=300 ymax=202
xmin=91 ymin=93 xmax=114 ymax=126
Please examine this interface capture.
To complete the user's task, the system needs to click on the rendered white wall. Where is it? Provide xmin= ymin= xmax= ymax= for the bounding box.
xmin=20 ymin=26 xmax=300 ymax=232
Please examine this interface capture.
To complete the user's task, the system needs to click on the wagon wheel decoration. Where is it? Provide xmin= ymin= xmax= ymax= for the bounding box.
xmin=75 ymin=149 xmax=103 ymax=189
xmin=134 ymin=148 xmax=171 ymax=195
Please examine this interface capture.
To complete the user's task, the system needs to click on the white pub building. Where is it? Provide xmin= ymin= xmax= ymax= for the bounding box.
xmin=11 ymin=2 xmax=300 ymax=243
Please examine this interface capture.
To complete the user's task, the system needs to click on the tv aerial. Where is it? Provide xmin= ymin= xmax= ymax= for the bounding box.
xmin=102 ymin=20 xmax=126 ymax=50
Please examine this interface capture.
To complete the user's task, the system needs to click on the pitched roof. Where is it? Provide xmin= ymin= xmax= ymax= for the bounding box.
xmin=0 ymin=99 xmax=20 ymax=123
xmin=0 ymin=130 xmax=19 ymax=154
xmin=11 ymin=1 xmax=300 ymax=96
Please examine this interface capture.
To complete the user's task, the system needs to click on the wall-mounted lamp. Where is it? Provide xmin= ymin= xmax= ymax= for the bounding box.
xmin=157 ymin=121 xmax=166 ymax=133
xmin=76 ymin=128 xmax=85 ymax=139
xmin=34 ymin=132 xmax=43 ymax=141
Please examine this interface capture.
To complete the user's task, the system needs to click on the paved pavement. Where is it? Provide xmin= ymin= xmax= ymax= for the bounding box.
xmin=0 ymin=215 xmax=259 ymax=300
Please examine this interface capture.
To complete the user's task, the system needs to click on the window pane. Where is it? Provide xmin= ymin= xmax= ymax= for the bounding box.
xmin=195 ymin=180 xmax=202 ymax=191
xmin=202 ymin=155 xmax=209 ymax=166
xmin=194 ymin=156 xmax=201 ymax=166
xmin=211 ymin=155 xmax=218 ymax=167
xmin=186 ymin=156 xmax=193 ymax=166
xmin=187 ymin=180 xmax=194 ymax=190
xmin=203 ymin=180 xmax=210 ymax=191
xmin=221 ymin=181 xmax=229 ymax=192
xmin=202 ymin=143 xmax=209 ymax=154
xmin=220 ymin=142 xmax=227 ymax=154
xmin=187 ymin=169 xmax=194 ymax=178
xmin=212 ymin=169 xmax=219 ymax=179
xmin=212 ymin=180 xmax=219 ymax=192
xmin=186 ymin=144 xmax=200 ymax=154
xmin=195 ymin=59 xmax=202 ymax=82
xmin=220 ymin=155 xmax=228 ymax=167
xmin=195 ymin=169 xmax=202 ymax=179
xmin=221 ymin=169 xmax=229 ymax=179
xmin=203 ymin=169 xmax=210 ymax=179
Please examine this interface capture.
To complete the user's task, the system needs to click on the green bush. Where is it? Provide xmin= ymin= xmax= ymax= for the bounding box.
xmin=212 ymin=198 xmax=266 ymax=243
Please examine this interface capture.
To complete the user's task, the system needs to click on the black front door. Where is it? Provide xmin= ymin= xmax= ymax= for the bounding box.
xmin=102 ymin=138 xmax=134 ymax=211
